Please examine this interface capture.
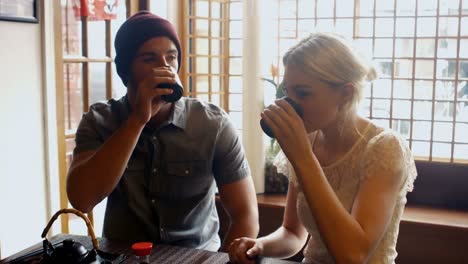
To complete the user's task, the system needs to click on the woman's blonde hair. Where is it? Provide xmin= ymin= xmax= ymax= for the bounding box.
xmin=283 ymin=32 xmax=377 ymax=113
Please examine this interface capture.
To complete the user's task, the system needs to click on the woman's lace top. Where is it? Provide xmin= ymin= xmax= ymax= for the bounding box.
xmin=274 ymin=123 xmax=417 ymax=264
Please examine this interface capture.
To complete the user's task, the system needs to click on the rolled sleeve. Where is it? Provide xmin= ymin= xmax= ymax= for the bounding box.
xmin=73 ymin=112 xmax=102 ymax=156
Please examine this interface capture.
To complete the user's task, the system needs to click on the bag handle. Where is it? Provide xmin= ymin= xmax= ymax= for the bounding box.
xmin=41 ymin=208 xmax=99 ymax=250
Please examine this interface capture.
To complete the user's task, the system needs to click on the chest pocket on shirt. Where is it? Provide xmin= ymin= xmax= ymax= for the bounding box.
xmin=163 ymin=160 xmax=212 ymax=198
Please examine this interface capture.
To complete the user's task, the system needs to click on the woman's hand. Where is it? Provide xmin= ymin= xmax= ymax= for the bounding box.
xmin=129 ymin=66 xmax=176 ymax=125
xmin=228 ymin=237 xmax=263 ymax=264
xmin=261 ymin=98 xmax=313 ymax=168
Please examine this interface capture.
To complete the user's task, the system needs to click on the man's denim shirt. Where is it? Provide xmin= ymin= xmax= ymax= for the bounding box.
xmin=73 ymin=96 xmax=250 ymax=251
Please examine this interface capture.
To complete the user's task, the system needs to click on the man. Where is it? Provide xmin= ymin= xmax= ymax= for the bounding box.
xmin=66 ymin=11 xmax=259 ymax=252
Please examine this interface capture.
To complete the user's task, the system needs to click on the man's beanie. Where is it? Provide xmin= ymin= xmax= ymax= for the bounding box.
xmin=114 ymin=11 xmax=182 ymax=86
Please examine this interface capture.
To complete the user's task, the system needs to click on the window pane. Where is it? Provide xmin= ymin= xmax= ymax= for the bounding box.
xmin=415 ymin=60 xmax=434 ymax=79
xmin=375 ymin=18 xmax=393 ymax=37
xmin=393 ymin=100 xmax=412 ymax=119
xmin=335 ymin=19 xmax=354 ymax=38
xmin=460 ymin=39 xmax=468 ymax=58
xmin=357 ymin=18 xmax=374 ymax=37
xmin=454 ymin=144 xmax=468 ymax=160
xmin=462 ymin=17 xmax=468 ymax=35
xmin=395 ymin=18 xmax=415 ymax=37
xmin=298 ymin=0 xmax=315 ymax=18
xmin=374 ymin=38 xmax=393 ymax=58
xmin=439 ymin=17 xmax=459 ymax=37
xmin=212 ymin=39 xmax=221 ymax=54
xmin=393 ymin=119 xmax=411 ymax=139
xmin=230 ymin=2 xmax=242 ymax=19
xmin=196 ymin=57 xmax=209 ymax=74
xmin=455 ymin=123 xmax=468 ymax=143
xmin=373 ymin=78 xmax=392 ymax=97
xmin=230 ymin=20 xmax=243 ymax=38
xmin=435 ymin=80 xmax=455 ymax=99
xmin=412 ymin=140 xmax=430 ymax=159
xmin=230 ymin=111 xmax=243 ymax=129
xmin=88 ymin=21 xmax=106 ymax=58
xmin=212 ymin=57 xmax=220 ymax=74
xmin=211 ymin=1 xmax=221 ymax=19
xmin=372 ymin=99 xmax=391 ymax=118
xmin=394 ymin=79 xmax=412 ymax=99
xmin=395 ymin=38 xmax=414 ymax=57
xmin=434 ymin=101 xmax=455 ymax=121
xmin=359 ymin=0 xmax=375 ymax=16
xmin=432 ymin=142 xmax=451 ymax=159
xmin=229 ymin=77 xmax=242 ymax=93
xmin=336 ymin=0 xmax=354 ymax=17
xmin=298 ymin=19 xmax=315 ymax=38
xmin=229 ymin=93 xmax=243 ymax=111
xmin=416 ymin=38 xmax=435 ymax=58
xmin=439 ymin=0 xmax=460 ymax=15
xmin=230 ymin=39 xmax=242 ymax=56
xmin=397 ymin=0 xmax=416 ymax=16
xmin=89 ymin=63 xmax=106 ymax=105
xmin=196 ymin=76 xmax=209 ymax=92
xmin=279 ymin=19 xmax=297 ymax=38
xmin=196 ymin=0 xmax=209 ymax=17
xmin=395 ymin=59 xmax=413 ymax=78
xmin=196 ymin=38 xmax=209 ymax=55
xmin=212 ymin=76 xmax=221 ymax=93
xmin=211 ymin=20 xmax=221 ymax=37
xmin=438 ymin=39 xmax=458 ymax=58
xmin=414 ymin=100 xmax=433 ymax=120
xmin=437 ymin=59 xmax=457 ymax=79
xmin=317 ymin=0 xmax=334 ymax=17
xmin=64 ymin=63 xmax=83 ymax=132
xmin=417 ymin=18 xmax=437 ymax=37
xmin=358 ymin=98 xmax=371 ymax=117
xmin=413 ymin=121 xmax=432 ymax=140
xmin=414 ymin=80 xmax=433 ymax=99
xmin=433 ymin=122 xmax=453 ymax=141
xmin=196 ymin=19 xmax=209 ymax=36
xmin=316 ymin=19 xmax=334 ymax=32
xmin=229 ymin=58 xmax=242 ymax=75
xmin=62 ymin=0 xmax=82 ymax=56
xmin=376 ymin=59 xmax=393 ymax=78
xmin=418 ymin=0 xmax=438 ymax=16
xmin=211 ymin=93 xmax=221 ymax=106
xmin=280 ymin=0 xmax=297 ymax=18
xmin=376 ymin=0 xmax=395 ymax=17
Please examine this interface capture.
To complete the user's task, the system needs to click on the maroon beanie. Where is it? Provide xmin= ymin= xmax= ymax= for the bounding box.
xmin=114 ymin=11 xmax=182 ymax=86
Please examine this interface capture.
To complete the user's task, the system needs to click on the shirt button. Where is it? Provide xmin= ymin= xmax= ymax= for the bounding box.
xmin=151 ymin=199 xmax=156 ymax=204
xmin=153 ymin=168 xmax=157 ymax=174
xmin=152 ymin=136 xmax=157 ymax=141
xmin=185 ymin=169 xmax=189 ymax=174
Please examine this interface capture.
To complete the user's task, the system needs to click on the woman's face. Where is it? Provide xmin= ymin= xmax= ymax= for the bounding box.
xmin=282 ymin=63 xmax=347 ymax=133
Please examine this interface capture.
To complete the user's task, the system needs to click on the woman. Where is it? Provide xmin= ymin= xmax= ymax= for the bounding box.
xmin=228 ymin=33 xmax=417 ymax=264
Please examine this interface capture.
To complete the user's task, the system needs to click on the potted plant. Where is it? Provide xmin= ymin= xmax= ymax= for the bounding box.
xmin=262 ymin=64 xmax=289 ymax=193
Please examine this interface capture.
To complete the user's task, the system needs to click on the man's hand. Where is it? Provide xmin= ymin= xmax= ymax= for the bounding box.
xmin=129 ymin=66 xmax=176 ymax=125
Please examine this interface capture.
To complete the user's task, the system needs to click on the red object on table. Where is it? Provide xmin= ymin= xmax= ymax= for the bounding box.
xmin=131 ymin=242 xmax=153 ymax=256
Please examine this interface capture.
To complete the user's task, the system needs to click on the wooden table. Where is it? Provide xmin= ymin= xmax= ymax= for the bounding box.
xmin=0 ymin=234 xmax=300 ymax=264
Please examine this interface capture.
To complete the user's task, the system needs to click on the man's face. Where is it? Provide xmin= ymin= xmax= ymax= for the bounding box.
xmin=127 ymin=36 xmax=179 ymax=91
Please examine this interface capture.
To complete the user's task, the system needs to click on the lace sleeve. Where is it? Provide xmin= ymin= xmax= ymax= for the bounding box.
xmin=361 ymin=131 xmax=418 ymax=193
xmin=273 ymin=150 xmax=299 ymax=187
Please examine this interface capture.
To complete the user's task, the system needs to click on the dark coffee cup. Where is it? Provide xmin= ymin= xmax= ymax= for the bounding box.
xmin=260 ymin=97 xmax=303 ymax=138
xmin=156 ymin=67 xmax=184 ymax=102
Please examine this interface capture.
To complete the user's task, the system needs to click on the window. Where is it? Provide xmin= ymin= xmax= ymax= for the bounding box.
xmin=256 ymin=0 xmax=468 ymax=208
xmin=184 ymin=0 xmax=244 ymax=135
xmin=262 ymin=0 xmax=468 ymax=164
xmin=58 ymin=0 xmax=129 ymax=235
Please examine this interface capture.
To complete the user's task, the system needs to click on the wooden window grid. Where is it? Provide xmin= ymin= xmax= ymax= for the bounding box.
xmin=270 ymin=0 xmax=468 ymax=164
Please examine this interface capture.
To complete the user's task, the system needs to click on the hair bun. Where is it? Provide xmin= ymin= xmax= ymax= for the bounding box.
xmin=366 ymin=66 xmax=378 ymax=81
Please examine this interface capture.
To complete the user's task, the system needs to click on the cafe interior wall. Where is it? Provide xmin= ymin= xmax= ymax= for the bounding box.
xmin=0 ymin=1 xmax=60 ymax=258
